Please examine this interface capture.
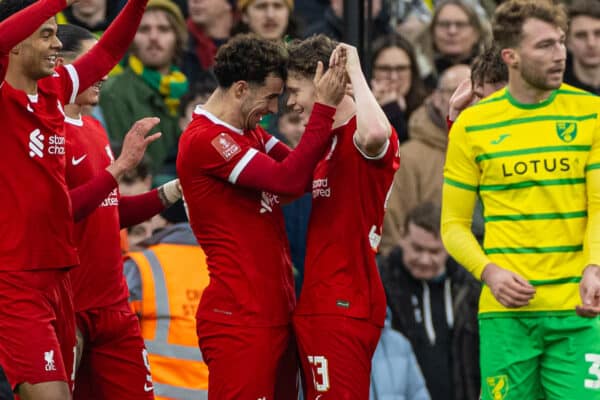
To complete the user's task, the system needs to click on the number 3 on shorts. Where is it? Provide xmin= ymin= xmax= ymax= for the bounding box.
xmin=307 ymin=355 xmax=330 ymax=392
xmin=585 ymin=353 xmax=600 ymax=389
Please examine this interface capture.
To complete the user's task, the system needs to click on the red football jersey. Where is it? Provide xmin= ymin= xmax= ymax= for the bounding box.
xmin=177 ymin=108 xmax=296 ymax=327
xmin=0 ymin=65 xmax=80 ymax=270
xmin=296 ymin=117 xmax=400 ymax=327
xmin=65 ymin=115 xmax=127 ymax=311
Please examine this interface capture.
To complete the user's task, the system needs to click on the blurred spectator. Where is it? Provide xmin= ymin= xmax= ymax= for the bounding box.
xmin=277 ymin=107 xmax=312 ymax=295
xmin=303 ymin=0 xmax=392 ymax=42
xmin=57 ymin=0 xmax=123 ymax=36
xmin=100 ymin=0 xmax=189 ymax=175
xmin=178 ymin=77 xmax=218 ymax=131
xmin=124 ymin=204 xmax=209 ymax=399
xmin=416 ymin=0 xmax=489 ymax=89
xmin=392 ymin=0 xmax=488 ymax=43
xmin=381 ymin=64 xmax=469 ymax=256
xmin=370 ymin=308 xmax=431 ymax=400
xmin=379 ymin=202 xmax=481 ymax=400
xmin=370 ymin=33 xmax=428 ymax=144
xmin=564 ymin=0 xmax=600 ymax=95
xmin=182 ymin=0 xmax=235 ymax=85
xmin=292 ymin=0 xmax=328 ymax=29
xmin=232 ymin=0 xmax=300 ymax=40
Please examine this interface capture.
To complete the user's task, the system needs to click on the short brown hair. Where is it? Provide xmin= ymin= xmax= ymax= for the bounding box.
xmin=470 ymin=45 xmax=508 ymax=86
xmin=404 ymin=202 xmax=441 ymax=237
xmin=213 ymin=33 xmax=288 ymax=88
xmin=286 ymin=34 xmax=338 ymax=78
xmin=568 ymin=0 xmax=600 ymax=25
xmin=492 ymin=0 xmax=568 ymax=49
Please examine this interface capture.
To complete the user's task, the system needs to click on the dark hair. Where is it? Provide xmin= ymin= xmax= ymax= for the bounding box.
xmin=0 ymin=0 xmax=36 ymax=23
xmin=404 ymin=201 xmax=442 ymax=237
xmin=287 ymin=34 xmax=337 ymax=78
xmin=493 ymin=0 xmax=568 ymax=49
xmin=178 ymin=75 xmax=218 ymax=115
xmin=568 ymin=0 xmax=600 ymax=25
xmin=470 ymin=45 xmax=508 ymax=86
xmin=57 ymin=24 xmax=95 ymax=61
xmin=213 ymin=33 xmax=288 ymax=88
xmin=370 ymin=33 xmax=428 ymax=117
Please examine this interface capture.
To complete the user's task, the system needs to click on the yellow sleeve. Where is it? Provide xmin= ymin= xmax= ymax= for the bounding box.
xmin=586 ymin=116 xmax=600 ymax=267
xmin=441 ymin=117 xmax=491 ymax=280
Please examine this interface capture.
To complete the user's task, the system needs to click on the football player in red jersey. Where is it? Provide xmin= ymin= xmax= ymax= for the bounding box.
xmin=56 ymin=23 xmax=182 ymax=399
xmin=0 ymin=0 xmax=150 ymax=398
xmin=177 ymin=34 xmax=347 ymax=399
xmin=286 ymin=35 xmax=400 ymax=399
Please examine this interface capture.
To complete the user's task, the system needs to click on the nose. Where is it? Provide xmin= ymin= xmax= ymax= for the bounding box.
xmin=266 ymin=5 xmax=276 ymax=18
xmin=417 ymin=251 xmax=433 ymax=266
xmin=286 ymin=93 xmax=295 ymax=108
xmin=52 ymin=36 xmax=62 ymax=50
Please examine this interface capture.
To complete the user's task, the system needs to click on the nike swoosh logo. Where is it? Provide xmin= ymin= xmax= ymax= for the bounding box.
xmin=144 ymin=384 xmax=153 ymax=392
xmin=490 ymin=134 xmax=510 ymax=145
xmin=71 ymin=154 xmax=87 ymax=166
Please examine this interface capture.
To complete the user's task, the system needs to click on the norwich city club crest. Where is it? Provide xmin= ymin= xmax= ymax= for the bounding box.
xmin=556 ymin=122 xmax=578 ymax=143
xmin=486 ymin=375 xmax=509 ymax=400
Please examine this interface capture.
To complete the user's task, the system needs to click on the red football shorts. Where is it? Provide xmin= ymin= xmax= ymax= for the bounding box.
xmin=293 ymin=315 xmax=382 ymax=400
xmin=197 ymin=319 xmax=298 ymax=400
xmin=73 ymin=302 xmax=153 ymax=400
xmin=0 ymin=269 xmax=76 ymax=391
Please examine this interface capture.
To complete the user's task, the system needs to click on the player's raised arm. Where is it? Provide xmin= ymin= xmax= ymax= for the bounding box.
xmin=72 ymin=0 xmax=149 ymax=93
xmin=334 ymin=43 xmax=391 ymax=158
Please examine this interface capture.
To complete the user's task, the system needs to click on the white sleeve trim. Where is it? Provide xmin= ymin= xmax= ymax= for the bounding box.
xmin=228 ymin=148 xmax=258 ymax=184
xmin=265 ymin=137 xmax=280 ymax=153
xmin=353 ymin=133 xmax=391 ymax=161
xmin=64 ymin=64 xmax=80 ymax=104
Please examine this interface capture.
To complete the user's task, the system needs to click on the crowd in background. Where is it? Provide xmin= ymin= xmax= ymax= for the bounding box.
xmin=4 ymin=0 xmax=596 ymax=399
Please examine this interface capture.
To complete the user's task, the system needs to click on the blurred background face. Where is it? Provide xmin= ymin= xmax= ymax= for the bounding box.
xmin=568 ymin=15 xmax=600 ymax=68
xmin=179 ymin=93 xmax=211 ymax=130
xmin=72 ymin=0 xmax=106 ymax=18
xmin=399 ymin=222 xmax=448 ymax=281
xmin=242 ymin=0 xmax=289 ymax=40
xmin=433 ymin=64 xmax=470 ymax=116
xmin=133 ymin=9 xmax=177 ymax=71
xmin=372 ymin=45 xmax=412 ymax=97
xmin=188 ymin=0 xmax=231 ymax=26
xmin=433 ymin=4 xmax=478 ymax=58
xmin=277 ymin=111 xmax=304 ymax=148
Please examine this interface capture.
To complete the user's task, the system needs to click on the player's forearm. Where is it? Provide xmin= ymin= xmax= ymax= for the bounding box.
xmin=235 ymin=103 xmax=335 ymax=196
xmin=586 ymin=169 xmax=600 ymax=266
xmin=0 ymin=0 xmax=66 ymax=55
xmin=349 ymin=68 xmax=391 ymax=156
xmin=266 ymin=139 xmax=292 ymax=162
xmin=441 ymin=183 xmax=491 ymax=280
xmin=70 ymin=170 xmax=118 ymax=222
xmin=73 ymin=0 xmax=148 ymax=92
xmin=118 ymin=189 xmax=164 ymax=228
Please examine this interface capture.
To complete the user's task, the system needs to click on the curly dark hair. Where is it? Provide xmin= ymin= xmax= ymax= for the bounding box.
xmin=0 ymin=0 xmax=36 ymax=23
xmin=286 ymin=34 xmax=338 ymax=78
xmin=493 ymin=0 xmax=568 ymax=50
xmin=213 ymin=33 xmax=288 ymax=88
xmin=470 ymin=45 xmax=508 ymax=86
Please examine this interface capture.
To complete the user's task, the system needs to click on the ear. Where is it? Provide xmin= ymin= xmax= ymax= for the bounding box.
xmin=232 ymin=80 xmax=249 ymax=99
xmin=501 ymin=48 xmax=518 ymax=68
xmin=10 ymin=43 xmax=21 ymax=55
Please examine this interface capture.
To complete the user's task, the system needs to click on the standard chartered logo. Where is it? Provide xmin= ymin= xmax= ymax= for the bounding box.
xmin=28 ymin=129 xmax=44 ymax=158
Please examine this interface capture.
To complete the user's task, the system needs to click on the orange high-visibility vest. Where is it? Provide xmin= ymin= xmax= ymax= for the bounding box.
xmin=128 ymin=244 xmax=210 ymax=400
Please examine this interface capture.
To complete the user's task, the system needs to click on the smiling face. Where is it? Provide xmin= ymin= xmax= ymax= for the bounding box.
xmin=242 ymin=0 xmax=290 ymax=40
xmin=399 ymin=222 xmax=448 ymax=281
xmin=17 ymin=17 xmax=62 ymax=80
xmin=239 ymin=74 xmax=283 ymax=130
xmin=285 ymin=72 xmax=316 ymax=126
xmin=514 ymin=18 xmax=567 ymax=91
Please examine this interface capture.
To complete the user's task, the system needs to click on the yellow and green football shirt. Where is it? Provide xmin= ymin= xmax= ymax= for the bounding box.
xmin=442 ymin=84 xmax=600 ymax=315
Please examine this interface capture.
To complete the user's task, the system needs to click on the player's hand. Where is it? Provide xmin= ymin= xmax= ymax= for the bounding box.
xmin=108 ymin=117 xmax=162 ymax=179
xmin=448 ymin=78 xmax=476 ymax=121
xmin=331 ymin=43 xmax=362 ymax=76
xmin=371 ymin=78 xmax=406 ymax=111
xmin=481 ymin=263 xmax=536 ymax=308
xmin=577 ymin=265 xmax=600 ymax=317
xmin=314 ymin=52 xmax=348 ymax=107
